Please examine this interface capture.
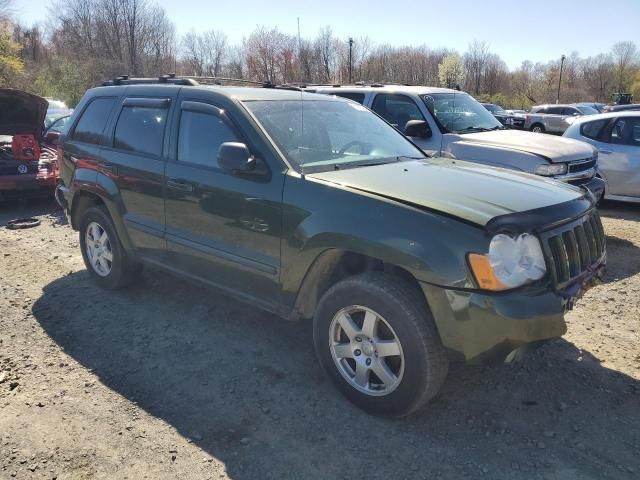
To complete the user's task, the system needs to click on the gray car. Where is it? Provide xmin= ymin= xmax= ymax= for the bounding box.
xmin=307 ymin=85 xmax=604 ymax=199
xmin=525 ymin=104 xmax=599 ymax=134
xmin=564 ymin=111 xmax=640 ymax=203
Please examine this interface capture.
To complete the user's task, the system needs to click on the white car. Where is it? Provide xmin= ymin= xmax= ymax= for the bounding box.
xmin=564 ymin=111 xmax=640 ymax=203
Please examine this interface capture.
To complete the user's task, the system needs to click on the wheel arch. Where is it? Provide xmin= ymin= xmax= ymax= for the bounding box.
xmin=291 ymin=249 xmax=430 ymax=322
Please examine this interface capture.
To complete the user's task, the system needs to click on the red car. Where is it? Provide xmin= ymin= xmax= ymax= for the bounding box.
xmin=0 ymin=89 xmax=59 ymax=200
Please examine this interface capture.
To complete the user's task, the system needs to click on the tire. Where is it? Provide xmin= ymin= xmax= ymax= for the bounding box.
xmin=530 ymin=123 xmax=545 ymax=133
xmin=79 ymin=206 xmax=141 ymax=289
xmin=313 ymin=272 xmax=448 ymax=417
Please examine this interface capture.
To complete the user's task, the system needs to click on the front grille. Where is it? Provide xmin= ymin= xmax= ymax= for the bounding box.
xmin=568 ymin=157 xmax=597 ymax=173
xmin=541 ymin=210 xmax=606 ymax=287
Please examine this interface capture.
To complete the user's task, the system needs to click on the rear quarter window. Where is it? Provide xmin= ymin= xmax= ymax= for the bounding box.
xmin=113 ymin=106 xmax=168 ymax=156
xmin=72 ymin=97 xmax=117 ymax=145
xmin=580 ymin=119 xmax=608 ymax=140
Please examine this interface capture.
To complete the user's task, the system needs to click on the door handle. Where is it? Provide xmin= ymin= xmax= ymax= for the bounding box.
xmin=167 ymin=178 xmax=194 ymax=192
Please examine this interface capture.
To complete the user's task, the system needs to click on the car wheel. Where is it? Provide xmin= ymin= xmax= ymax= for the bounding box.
xmin=530 ymin=124 xmax=545 ymax=133
xmin=313 ymin=272 xmax=448 ymax=417
xmin=79 ymin=206 xmax=141 ymax=289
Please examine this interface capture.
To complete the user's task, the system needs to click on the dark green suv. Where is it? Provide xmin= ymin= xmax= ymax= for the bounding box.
xmin=56 ymin=78 xmax=606 ymax=416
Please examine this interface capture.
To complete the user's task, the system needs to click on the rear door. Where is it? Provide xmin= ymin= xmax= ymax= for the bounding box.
xmin=545 ymin=106 xmax=566 ymax=132
xmin=60 ymin=96 xmax=118 ymax=191
xmin=101 ymin=90 xmax=177 ymax=257
xmin=163 ymin=92 xmax=283 ymax=304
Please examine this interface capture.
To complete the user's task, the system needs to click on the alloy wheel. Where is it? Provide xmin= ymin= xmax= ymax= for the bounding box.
xmin=85 ymin=221 xmax=113 ymax=277
xmin=329 ymin=305 xmax=404 ymax=396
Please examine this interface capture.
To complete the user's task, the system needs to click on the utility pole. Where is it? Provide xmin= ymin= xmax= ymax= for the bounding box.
xmin=556 ymin=54 xmax=566 ymax=104
xmin=348 ymin=37 xmax=354 ymax=84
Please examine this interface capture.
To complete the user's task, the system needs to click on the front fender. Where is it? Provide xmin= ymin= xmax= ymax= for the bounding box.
xmin=280 ymin=174 xmax=489 ymax=307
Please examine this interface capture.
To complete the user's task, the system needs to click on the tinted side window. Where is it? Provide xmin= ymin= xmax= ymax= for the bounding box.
xmin=562 ymin=107 xmax=579 ymax=116
xmin=72 ymin=97 xmax=116 ymax=144
xmin=371 ymin=94 xmax=426 ymax=130
xmin=609 ymin=117 xmax=640 ymax=146
xmin=114 ymin=106 xmax=168 ymax=156
xmin=333 ymin=92 xmax=365 ymax=104
xmin=547 ymin=106 xmax=564 ymax=115
xmin=580 ymin=119 xmax=608 ymax=140
xmin=177 ymin=110 xmax=240 ymax=168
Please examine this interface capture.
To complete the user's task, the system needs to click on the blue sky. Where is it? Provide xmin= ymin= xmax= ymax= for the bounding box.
xmin=15 ymin=0 xmax=640 ymax=69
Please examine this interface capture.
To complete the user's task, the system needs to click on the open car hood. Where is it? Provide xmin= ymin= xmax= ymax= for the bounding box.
xmin=0 ymin=89 xmax=48 ymax=138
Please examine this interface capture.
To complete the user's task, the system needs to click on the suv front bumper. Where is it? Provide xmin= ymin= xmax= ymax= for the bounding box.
xmin=420 ymin=266 xmax=604 ymax=363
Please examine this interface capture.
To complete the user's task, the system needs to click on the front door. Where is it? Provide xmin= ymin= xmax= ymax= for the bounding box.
xmin=369 ymin=93 xmax=441 ymax=156
xmin=599 ymin=116 xmax=640 ymax=198
xmin=164 ymin=97 xmax=283 ymax=305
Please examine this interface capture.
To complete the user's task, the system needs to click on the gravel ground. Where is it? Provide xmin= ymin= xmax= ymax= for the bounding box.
xmin=0 ymin=199 xmax=638 ymax=480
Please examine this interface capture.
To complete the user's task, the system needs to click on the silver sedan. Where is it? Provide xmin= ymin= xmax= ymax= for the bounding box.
xmin=564 ymin=111 xmax=640 ymax=203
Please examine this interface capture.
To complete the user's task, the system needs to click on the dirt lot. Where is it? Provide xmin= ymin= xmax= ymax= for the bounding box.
xmin=0 ymin=199 xmax=638 ymax=480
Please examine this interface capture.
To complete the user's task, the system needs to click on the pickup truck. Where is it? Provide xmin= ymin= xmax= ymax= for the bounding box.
xmin=56 ymin=78 xmax=606 ymax=416
xmin=307 ymin=85 xmax=604 ymax=199
xmin=524 ymin=104 xmax=599 ymax=134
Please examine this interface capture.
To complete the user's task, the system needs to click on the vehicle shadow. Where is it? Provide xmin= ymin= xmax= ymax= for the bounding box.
xmin=32 ymin=270 xmax=640 ymax=480
xmin=599 ymin=200 xmax=640 ymax=223
xmin=0 ymin=197 xmax=67 ymax=226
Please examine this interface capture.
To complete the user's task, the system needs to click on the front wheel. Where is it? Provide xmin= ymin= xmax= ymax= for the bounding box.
xmin=530 ymin=123 xmax=545 ymax=133
xmin=313 ymin=272 xmax=448 ymax=416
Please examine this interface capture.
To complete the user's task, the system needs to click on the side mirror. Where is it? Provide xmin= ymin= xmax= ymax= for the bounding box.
xmin=573 ymin=112 xmax=580 ymax=116
xmin=404 ymin=120 xmax=432 ymax=138
xmin=44 ymin=130 xmax=61 ymax=145
xmin=218 ymin=142 xmax=255 ymax=173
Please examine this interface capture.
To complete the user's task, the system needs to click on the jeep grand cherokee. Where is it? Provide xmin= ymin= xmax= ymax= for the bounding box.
xmin=56 ymin=79 xmax=606 ymax=416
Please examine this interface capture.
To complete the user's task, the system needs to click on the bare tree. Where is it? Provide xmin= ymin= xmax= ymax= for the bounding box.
xmin=463 ymin=40 xmax=489 ymax=94
xmin=611 ymin=41 xmax=638 ymax=92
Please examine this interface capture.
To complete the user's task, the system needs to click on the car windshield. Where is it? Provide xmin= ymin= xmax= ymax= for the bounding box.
xmin=484 ymin=104 xmax=505 ymax=113
xmin=423 ymin=93 xmax=502 ymax=133
xmin=47 ymin=100 xmax=68 ymax=109
xmin=244 ymin=99 xmax=425 ymax=172
xmin=575 ymin=105 xmax=599 ymax=115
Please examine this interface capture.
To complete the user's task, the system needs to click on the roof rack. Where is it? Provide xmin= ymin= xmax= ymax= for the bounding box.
xmin=101 ymin=74 xmax=301 ymax=91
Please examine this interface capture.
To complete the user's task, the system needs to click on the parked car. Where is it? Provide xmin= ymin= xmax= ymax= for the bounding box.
xmin=307 ymin=85 xmax=603 ymax=199
xmin=524 ymin=104 xmax=599 ymax=134
xmin=44 ymin=98 xmax=73 ymax=128
xmin=480 ymin=103 xmax=525 ymax=129
xmin=0 ymin=89 xmax=59 ymax=200
xmin=602 ymin=104 xmax=640 ymax=113
xmin=575 ymin=102 xmax=606 ymax=113
xmin=564 ymin=111 xmax=640 ymax=203
xmin=42 ymin=114 xmax=71 ymax=147
xmin=57 ymin=78 xmax=606 ymax=416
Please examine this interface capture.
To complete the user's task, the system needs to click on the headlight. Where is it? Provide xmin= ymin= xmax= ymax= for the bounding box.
xmin=534 ymin=163 xmax=567 ymax=176
xmin=468 ymin=233 xmax=547 ymax=291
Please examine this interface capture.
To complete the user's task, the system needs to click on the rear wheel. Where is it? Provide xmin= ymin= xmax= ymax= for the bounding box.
xmin=313 ymin=272 xmax=448 ymax=416
xmin=530 ymin=123 xmax=545 ymax=133
xmin=79 ymin=206 xmax=141 ymax=289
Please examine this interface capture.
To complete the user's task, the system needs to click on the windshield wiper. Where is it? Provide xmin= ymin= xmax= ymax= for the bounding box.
xmin=457 ymin=126 xmax=503 ymax=133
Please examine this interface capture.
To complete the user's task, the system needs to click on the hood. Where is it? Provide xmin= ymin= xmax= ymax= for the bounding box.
xmin=0 ymin=89 xmax=48 ymax=138
xmin=454 ymin=129 xmax=595 ymax=163
xmin=308 ymin=158 xmax=584 ymax=227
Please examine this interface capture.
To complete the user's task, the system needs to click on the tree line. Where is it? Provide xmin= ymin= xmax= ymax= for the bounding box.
xmin=1 ymin=0 xmax=639 ymax=108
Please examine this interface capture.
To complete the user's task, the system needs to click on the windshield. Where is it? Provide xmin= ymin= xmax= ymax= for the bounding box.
xmin=244 ymin=99 xmax=425 ymax=172
xmin=575 ymin=105 xmax=599 ymax=115
xmin=47 ymin=100 xmax=68 ymax=109
xmin=423 ymin=93 xmax=502 ymax=133
xmin=484 ymin=104 xmax=505 ymax=113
